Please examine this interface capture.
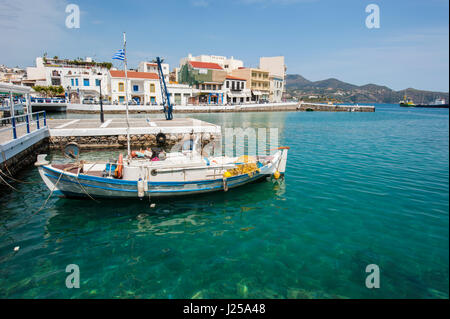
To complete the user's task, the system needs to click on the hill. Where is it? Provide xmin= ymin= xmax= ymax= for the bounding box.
xmin=285 ymin=74 xmax=449 ymax=104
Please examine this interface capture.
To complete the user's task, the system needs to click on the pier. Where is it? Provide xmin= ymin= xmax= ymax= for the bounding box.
xmin=0 ymin=83 xmax=50 ymax=178
xmin=47 ymin=117 xmax=221 ymax=150
xmin=297 ymin=102 xmax=375 ymax=112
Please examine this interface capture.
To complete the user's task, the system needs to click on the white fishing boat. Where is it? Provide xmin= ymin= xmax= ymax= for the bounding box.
xmin=35 ymin=33 xmax=290 ymax=199
xmin=34 ymin=147 xmax=289 ymax=199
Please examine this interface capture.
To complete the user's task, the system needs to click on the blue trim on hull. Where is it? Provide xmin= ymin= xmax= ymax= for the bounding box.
xmin=43 ymin=171 xmax=268 ymax=196
xmin=42 ymin=165 xmax=260 ymax=186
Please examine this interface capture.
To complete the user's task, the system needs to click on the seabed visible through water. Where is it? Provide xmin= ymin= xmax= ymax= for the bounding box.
xmin=0 ymin=104 xmax=448 ymax=299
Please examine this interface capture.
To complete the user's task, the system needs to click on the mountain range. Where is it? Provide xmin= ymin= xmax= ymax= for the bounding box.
xmin=285 ymin=74 xmax=449 ymax=104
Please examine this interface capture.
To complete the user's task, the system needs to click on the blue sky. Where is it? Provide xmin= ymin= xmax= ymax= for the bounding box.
xmin=0 ymin=0 xmax=448 ymax=91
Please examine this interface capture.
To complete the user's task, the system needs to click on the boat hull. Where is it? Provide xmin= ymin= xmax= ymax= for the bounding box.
xmin=37 ymin=149 xmax=288 ymax=199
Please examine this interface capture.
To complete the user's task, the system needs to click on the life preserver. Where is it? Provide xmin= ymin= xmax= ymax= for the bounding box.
xmin=156 ymin=133 xmax=167 ymax=146
xmin=114 ymin=153 xmax=123 ymax=179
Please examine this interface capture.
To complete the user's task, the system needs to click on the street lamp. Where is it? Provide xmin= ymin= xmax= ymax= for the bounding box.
xmin=66 ymin=86 xmax=71 ymax=103
xmin=99 ymin=79 xmax=104 ymax=123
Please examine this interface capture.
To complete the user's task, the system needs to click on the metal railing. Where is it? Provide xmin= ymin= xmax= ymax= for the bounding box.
xmin=0 ymin=111 xmax=47 ymax=140
xmin=30 ymin=97 xmax=66 ymax=104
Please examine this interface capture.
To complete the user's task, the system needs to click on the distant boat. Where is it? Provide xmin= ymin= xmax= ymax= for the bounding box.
xmin=399 ymin=94 xmax=415 ymax=107
xmin=415 ymin=98 xmax=449 ymax=108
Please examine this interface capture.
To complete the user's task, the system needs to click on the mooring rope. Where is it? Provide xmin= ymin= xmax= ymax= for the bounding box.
xmin=0 ymin=172 xmax=19 ymax=191
xmin=0 ymin=148 xmax=41 ymax=184
xmin=0 ymin=169 xmax=41 ymax=185
xmin=74 ymin=176 xmax=99 ymax=202
xmin=5 ymin=169 xmax=65 ymax=231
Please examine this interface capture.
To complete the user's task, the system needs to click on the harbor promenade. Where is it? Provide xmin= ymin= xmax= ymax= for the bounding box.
xmin=66 ymin=101 xmax=375 ymax=113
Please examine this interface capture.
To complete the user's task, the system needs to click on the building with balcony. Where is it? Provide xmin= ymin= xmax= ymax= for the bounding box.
xmin=137 ymin=61 xmax=170 ymax=83
xmin=0 ymin=65 xmax=27 ymax=85
xmin=230 ymin=67 xmax=270 ymax=102
xmin=223 ymin=76 xmax=251 ymax=104
xmin=178 ymin=61 xmax=226 ymax=105
xmin=166 ymin=83 xmax=193 ymax=105
xmin=108 ymin=70 xmax=161 ymax=105
xmin=26 ymin=57 xmax=110 ymax=102
xmin=259 ymin=56 xmax=286 ymax=102
xmin=179 ymin=54 xmax=244 ymax=73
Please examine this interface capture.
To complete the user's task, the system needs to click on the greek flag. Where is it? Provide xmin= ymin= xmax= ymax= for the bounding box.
xmin=112 ymin=49 xmax=125 ymax=61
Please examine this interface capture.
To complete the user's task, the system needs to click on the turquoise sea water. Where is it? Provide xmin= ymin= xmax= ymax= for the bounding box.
xmin=0 ymin=104 xmax=448 ymax=299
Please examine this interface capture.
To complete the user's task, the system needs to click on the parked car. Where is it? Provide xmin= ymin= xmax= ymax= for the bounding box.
xmin=83 ymin=98 xmax=94 ymax=104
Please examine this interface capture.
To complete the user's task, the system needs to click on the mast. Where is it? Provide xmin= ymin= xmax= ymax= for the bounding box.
xmin=123 ymin=32 xmax=131 ymax=157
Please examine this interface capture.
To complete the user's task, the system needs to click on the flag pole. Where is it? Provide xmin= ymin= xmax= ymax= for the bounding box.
xmin=123 ymin=32 xmax=131 ymax=158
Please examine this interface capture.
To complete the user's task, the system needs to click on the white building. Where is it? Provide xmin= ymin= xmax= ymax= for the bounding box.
xmin=259 ymin=56 xmax=286 ymax=102
xmin=223 ymin=76 xmax=252 ymax=104
xmin=269 ymin=76 xmax=284 ymax=103
xmin=167 ymin=83 xmax=193 ymax=105
xmin=0 ymin=65 xmax=27 ymax=85
xmin=179 ymin=54 xmax=244 ymax=72
xmin=108 ymin=70 xmax=162 ymax=105
xmin=26 ymin=57 xmax=110 ymax=102
xmin=137 ymin=61 xmax=170 ymax=83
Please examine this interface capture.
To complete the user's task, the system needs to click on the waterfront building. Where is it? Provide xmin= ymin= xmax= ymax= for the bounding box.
xmin=223 ymin=76 xmax=251 ymax=104
xmin=230 ymin=67 xmax=270 ymax=102
xmin=179 ymin=54 xmax=244 ymax=73
xmin=137 ymin=61 xmax=170 ymax=83
xmin=167 ymin=83 xmax=193 ymax=105
xmin=108 ymin=70 xmax=162 ymax=105
xmin=0 ymin=65 xmax=27 ymax=85
xmin=259 ymin=56 xmax=286 ymax=102
xmin=269 ymin=75 xmax=284 ymax=103
xmin=178 ymin=61 xmax=226 ymax=105
xmin=26 ymin=57 xmax=110 ymax=102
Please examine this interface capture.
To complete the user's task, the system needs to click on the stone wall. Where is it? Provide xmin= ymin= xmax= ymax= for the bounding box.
xmin=0 ymin=137 xmax=50 ymax=185
xmin=49 ymin=132 xmax=221 ymax=151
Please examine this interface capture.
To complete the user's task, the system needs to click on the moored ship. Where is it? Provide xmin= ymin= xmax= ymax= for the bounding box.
xmin=415 ymin=98 xmax=449 ymax=108
xmin=399 ymin=95 xmax=415 ymax=107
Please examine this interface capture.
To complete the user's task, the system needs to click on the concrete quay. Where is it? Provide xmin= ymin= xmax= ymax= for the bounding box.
xmin=47 ymin=117 xmax=221 ymax=150
xmin=66 ymin=102 xmax=375 ymax=114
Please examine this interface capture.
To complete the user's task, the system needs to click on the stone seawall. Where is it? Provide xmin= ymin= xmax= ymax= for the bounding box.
xmin=0 ymin=137 xmax=49 ymax=184
xmin=49 ymin=132 xmax=220 ymax=151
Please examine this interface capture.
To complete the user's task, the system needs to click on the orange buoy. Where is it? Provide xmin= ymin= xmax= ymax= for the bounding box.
xmin=114 ymin=153 xmax=124 ymax=179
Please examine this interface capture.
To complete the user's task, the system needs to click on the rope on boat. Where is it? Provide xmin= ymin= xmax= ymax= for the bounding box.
xmin=0 ymin=148 xmax=41 ymax=184
xmin=0 ymin=172 xmax=20 ymax=191
xmin=74 ymin=175 xmax=99 ymax=202
xmin=5 ymin=169 xmax=65 ymax=232
xmin=0 ymin=168 xmax=41 ymax=185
